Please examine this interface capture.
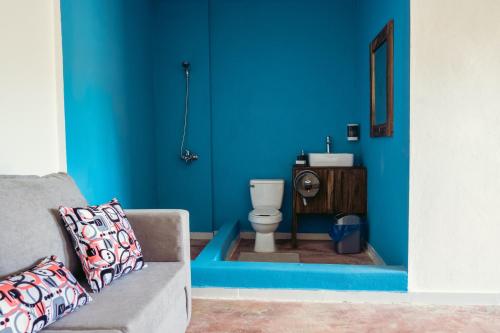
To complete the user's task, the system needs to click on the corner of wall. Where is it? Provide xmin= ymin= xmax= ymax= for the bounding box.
xmin=407 ymin=0 xmax=417 ymax=292
xmin=52 ymin=0 xmax=67 ymax=173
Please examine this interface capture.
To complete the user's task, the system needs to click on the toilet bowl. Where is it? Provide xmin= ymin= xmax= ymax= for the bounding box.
xmin=249 ymin=207 xmax=282 ymax=252
xmin=248 ymin=179 xmax=284 ymax=253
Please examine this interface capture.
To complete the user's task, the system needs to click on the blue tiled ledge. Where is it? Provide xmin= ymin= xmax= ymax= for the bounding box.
xmin=191 ymin=221 xmax=407 ymax=292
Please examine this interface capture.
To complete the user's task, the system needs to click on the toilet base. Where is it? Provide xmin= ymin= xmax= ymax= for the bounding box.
xmin=254 ymin=232 xmax=276 ymax=253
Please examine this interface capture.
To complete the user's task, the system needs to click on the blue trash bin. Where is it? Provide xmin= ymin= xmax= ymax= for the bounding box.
xmin=329 ymin=215 xmax=363 ymax=254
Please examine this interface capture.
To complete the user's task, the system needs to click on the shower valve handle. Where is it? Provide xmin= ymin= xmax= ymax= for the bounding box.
xmin=181 ymin=149 xmax=198 ymax=163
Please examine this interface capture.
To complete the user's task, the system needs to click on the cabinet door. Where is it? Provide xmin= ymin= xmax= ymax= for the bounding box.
xmin=332 ymin=169 xmax=366 ymax=215
xmin=293 ymin=168 xmax=332 ymax=214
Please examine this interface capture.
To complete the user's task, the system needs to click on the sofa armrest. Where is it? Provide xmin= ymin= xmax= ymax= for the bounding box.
xmin=126 ymin=209 xmax=192 ymax=322
xmin=125 ymin=209 xmax=190 ymax=263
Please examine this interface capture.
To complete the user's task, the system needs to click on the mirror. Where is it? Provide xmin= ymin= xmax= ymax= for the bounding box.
xmin=370 ymin=20 xmax=394 ymax=137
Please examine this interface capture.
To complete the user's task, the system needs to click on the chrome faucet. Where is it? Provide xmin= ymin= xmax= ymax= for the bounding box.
xmin=326 ymin=136 xmax=332 ymax=153
xmin=181 ymin=149 xmax=198 ymax=164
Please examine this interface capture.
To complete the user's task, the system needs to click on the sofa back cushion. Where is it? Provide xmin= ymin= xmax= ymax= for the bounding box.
xmin=0 ymin=173 xmax=87 ymax=278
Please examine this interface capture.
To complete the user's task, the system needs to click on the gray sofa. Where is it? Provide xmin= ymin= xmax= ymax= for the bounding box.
xmin=0 ymin=173 xmax=191 ymax=333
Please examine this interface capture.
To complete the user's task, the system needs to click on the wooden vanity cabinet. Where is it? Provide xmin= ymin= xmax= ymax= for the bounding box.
xmin=331 ymin=168 xmax=367 ymax=215
xmin=291 ymin=166 xmax=366 ymax=247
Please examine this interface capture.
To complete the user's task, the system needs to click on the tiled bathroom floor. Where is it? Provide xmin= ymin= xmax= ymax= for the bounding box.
xmin=187 ymin=299 xmax=500 ymax=333
xmin=190 ymin=238 xmax=375 ymax=265
xmin=190 ymin=239 xmax=209 ymax=260
xmin=228 ymin=239 xmax=375 ymax=265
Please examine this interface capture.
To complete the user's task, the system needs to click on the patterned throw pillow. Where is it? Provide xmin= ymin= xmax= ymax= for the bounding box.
xmin=58 ymin=199 xmax=145 ymax=293
xmin=0 ymin=256 xmax=91 ymax=333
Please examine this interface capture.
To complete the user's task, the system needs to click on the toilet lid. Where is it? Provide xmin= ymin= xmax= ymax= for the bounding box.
xmin=250 ymin=207 xmax=280 ymax=217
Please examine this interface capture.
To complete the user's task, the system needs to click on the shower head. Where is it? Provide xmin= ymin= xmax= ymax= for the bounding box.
xmin=182 ymin=61 xmax=190 ymax=78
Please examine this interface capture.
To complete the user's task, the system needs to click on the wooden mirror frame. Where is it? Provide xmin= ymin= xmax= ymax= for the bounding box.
xmin=370 ymin=20 xmax=394 ymax=137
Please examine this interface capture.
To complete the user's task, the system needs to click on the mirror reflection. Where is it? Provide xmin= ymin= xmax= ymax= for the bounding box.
xmin=374 ymin=42 xmax=387 ymax=125
xmin=370 ymin=19 xmax=394 ymax=137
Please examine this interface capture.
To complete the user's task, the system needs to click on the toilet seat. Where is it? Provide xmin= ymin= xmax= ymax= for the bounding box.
xmin=249 ymin=207 xmax=282 ymax=224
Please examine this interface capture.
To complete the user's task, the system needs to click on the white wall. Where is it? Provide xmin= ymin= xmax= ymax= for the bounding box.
xmin=0 ymin=0 xmax=66 ymax=175
xmin=409 ymin=0 xmax=500 ymax=292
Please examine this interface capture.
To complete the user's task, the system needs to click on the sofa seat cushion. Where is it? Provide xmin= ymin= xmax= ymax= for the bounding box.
xmin=43 ymin=328 xmax=122 ymax=333
xmin=46 ymin=263 xmax=189 ymax=333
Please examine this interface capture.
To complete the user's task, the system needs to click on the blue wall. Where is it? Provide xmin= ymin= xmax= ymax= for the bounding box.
xmin=357 ymin=0 xmax=410 ymax=266
xmin=61 ymin=0 xmax=157 ymax=208
xmin=210 ymin=0 xmax=360 ymax=232
xmin=152 ymin=0 xmax=213 ymax=232
xmin=153 ymin=0 xmax=361 ymax=232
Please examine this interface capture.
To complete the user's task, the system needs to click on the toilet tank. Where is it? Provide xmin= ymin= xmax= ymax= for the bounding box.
xmin=250 ymin=179 xmax=285 ymax=209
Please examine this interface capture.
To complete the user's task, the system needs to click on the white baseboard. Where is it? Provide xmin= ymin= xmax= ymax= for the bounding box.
xmin=410 ymin=292 xmax=500 ymax=306
xmin=192 ymin=288 xmax=500 ymax=306
xmin=365 ymin=243 xmax=386 ymax=265
xmin=190 ymin=232 xmax=214 ymax=240
xmin=240 ymin=232 xmax=331 ymax=241
xmin=193 ymin=288 xmax=407 ymax=304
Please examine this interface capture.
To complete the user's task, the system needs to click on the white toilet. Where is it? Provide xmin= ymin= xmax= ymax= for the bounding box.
xmin=248 ymin=179 xmax=285 ymax=253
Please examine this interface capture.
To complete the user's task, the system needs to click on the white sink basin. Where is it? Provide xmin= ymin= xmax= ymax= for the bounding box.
xmin=308 ymin=153 xmax=354 ymax=167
